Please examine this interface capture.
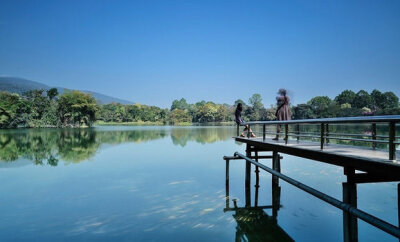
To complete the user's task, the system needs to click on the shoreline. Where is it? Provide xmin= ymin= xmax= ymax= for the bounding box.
xmin=0 ymin=121 xmax=236 ymax=129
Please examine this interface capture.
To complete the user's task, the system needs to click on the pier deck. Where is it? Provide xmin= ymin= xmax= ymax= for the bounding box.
xmin=235 ymin=136 xmax=400 ymax=177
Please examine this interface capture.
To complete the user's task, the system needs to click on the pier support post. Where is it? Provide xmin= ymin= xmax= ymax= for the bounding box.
xmin=343 ymin=168 xmax=358 ymax=242
xmin=245 ymin=144 xmax=251 ymax=207
xmin=272 ymin=176 xmax=281 ymax=222
xmin=272 ymin=151 xmax=281 ymax=185
xmin=225 ymin=158 xmax=230 ymax=209
xmin=272 ymin=151 xmax=281 ymax=221
xmin=254 ymin=151 xmax=260 ymax=207
xmin=272 ymin=151 xmax=281 ymax=220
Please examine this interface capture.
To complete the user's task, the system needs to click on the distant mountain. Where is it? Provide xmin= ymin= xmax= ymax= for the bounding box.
xmin=0 ymin=77 xmax=133 ymax=105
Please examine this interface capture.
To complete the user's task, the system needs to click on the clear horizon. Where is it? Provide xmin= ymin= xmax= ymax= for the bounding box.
xmin=1 ymin=0 xmax=399 ymax=108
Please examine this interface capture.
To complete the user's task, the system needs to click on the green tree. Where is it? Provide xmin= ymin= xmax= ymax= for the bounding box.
xmin=307 ymin=96 xmax=332 ymax=117
xmin=57 ymin=90 xmax=98 ymax=127
xmin=46 ymin=88 xmax=59 ymax=100
xmin=353 ymin=90 xmax=372 ymax=109
xmin=249 ymin=94 xmax=264 ymax=110
xmin=334 ymin=90 xmax=356 ymax=105
xmin=234 ymin=99 xmax=246 ymax=107
xmin=23 ymin=89 xmax=49 ymax=120
xmin=370 ymin=89 xmax=385 ymax=109
xmin=293 ymin=104 xmax=315 ymax=119
xmin=196 ymin=102 xmax=218 ymax=122
xmin=0 ymin=92 xmax=25 ymax=128
xmin=171 ymin=98 xmax=189 ymax=111
xmin=169 ymin=109 xmax=192 ymax=124
xmin=382 ymin=91 xmax=399 ymax=109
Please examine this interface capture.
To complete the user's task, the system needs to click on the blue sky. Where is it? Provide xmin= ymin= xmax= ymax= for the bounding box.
xmin=0 ymin=0 xmax=399 ymax=108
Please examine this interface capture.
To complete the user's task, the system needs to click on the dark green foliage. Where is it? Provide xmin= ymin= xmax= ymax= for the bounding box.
xmin=47 ymin=88 xmax=59 ymax=100
xmin=171 ymin=98 xmax=189 ymax=111
xmin=234 ymin=99 xmax=246 ymax=107
xmin=169 ymin=109 xmax=192 ymax=124
xmin=293 ymin=104 xmax=315 ymax=119
xmin=294 ymin=89 xmax=399 ymax=119
xmin=353 ymin=90 xmax=372 ymax=109
xmin=0 ymin=92 xmax=26 ymax=128
xmin=307 ymin=96 xmax=332 ymax=117
xmin=334 ymin=90 xmax=356 ymax=105
xmin=57 ymin=90 xmax=98 ymax=127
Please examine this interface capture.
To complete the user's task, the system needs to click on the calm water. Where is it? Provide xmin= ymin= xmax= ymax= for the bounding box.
xmin=0 ymin=126 xmax=398 ymax=241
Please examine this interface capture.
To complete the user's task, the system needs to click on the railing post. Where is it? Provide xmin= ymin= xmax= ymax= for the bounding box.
xmin=225 ymin=158 xmax=230 ymax=188
xmin=254 ymin=151 xmax=259 ymax=207
xmin=389 ymin=122 xmax=396 ymax=160
xmin=225 ymin=158 xmax=230 ymax=209
xmin=372 ymin=123 xmax=377 ymax=149
xmin=272 ymin=151 xmax=281 ymax=220
xmin=296 ymin=124 xmax=300 ymax=142
xmin=285 ymin=124 xmax=288 ymax=144
xmin=321 ymin=123 xmax=325 ymax=150
xmin=263 ymin=124 xmax=266 ymax=141
xmin=237 ymin=124 xmax=239 ymax=137
xmin=326 ymin=123 xmax=330 ymax=144
xmin=245 ymin=144 xmax=251 ymax=207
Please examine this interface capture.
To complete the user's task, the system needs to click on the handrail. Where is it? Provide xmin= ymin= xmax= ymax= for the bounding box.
xmin=240 ymin=115 xmax=400 ymax=125
xmin=236 ymin=115 xmax=399 ymax=160
xmin=234 ymin=152 xmax=400 ymax=239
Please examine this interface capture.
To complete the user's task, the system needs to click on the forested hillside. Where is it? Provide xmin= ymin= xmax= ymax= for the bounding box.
xmin=0 ymin=77 xmax=133 ymax=104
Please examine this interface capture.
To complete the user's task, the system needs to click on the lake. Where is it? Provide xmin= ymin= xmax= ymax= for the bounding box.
xmin=0 ymin=126 xmax=398 ymax=241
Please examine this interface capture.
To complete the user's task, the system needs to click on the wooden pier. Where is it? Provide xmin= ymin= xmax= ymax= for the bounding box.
xmin=224 ymin=115 xmax=400 ymax=241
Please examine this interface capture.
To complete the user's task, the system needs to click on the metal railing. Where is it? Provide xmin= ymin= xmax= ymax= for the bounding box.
xmin=234 ymin=152 xmax=400 ymax=239
xmin=237 ymin=115 xmax=400 ymax=160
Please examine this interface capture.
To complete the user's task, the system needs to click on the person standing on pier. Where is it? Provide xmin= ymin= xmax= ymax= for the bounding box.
xmin=273 ymin=89 xmax=291 ymax=141
xmin=235 ymin=103 xmax=256 ymax=138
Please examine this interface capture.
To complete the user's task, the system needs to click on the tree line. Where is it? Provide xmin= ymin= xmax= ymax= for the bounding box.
xmin=293 ymin=89 xmax=400 ymax=119
xmin=0 ymin=88 xmax=399 ymax=128
xmin=0 ymin=88 xmax=97 ymax=128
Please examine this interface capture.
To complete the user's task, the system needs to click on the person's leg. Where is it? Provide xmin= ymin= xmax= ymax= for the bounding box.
xmin=273 ymin=124 xmax=280 ymax=140
xmin=240 ymin=124 xmax=247 ymax=137
xmin=247 ymin=126 xmax=256 ymax=137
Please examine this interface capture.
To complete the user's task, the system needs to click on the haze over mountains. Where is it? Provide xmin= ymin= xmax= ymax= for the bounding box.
xmin=0 ymin=77 xmax=133 ymax=105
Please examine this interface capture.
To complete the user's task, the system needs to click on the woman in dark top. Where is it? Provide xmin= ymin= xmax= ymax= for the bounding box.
xmin=235 ymin=103 xmax=256 ymax=137
xmin=273 ymin=89 xmax=291 ymax=140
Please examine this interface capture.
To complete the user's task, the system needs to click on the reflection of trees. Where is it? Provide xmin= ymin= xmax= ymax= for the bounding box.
xmin=0 ymin=127 xmax=236 ymax=165
xmin=57 ymin=129 xmax=99 ymax=163
xmin=0 ymin=127 xmax=194 ymax=165
xmin=170 ymin=127 xmax=235 ymax=147
xmin=0 ymin=130 xmax=59 ymax=165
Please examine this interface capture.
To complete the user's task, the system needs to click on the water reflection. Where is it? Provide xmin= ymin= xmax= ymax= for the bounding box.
xmin=0 ymin=126 xmax=235 ymax=165
xmin=224 ymin=157 xmax=294 ymax=242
